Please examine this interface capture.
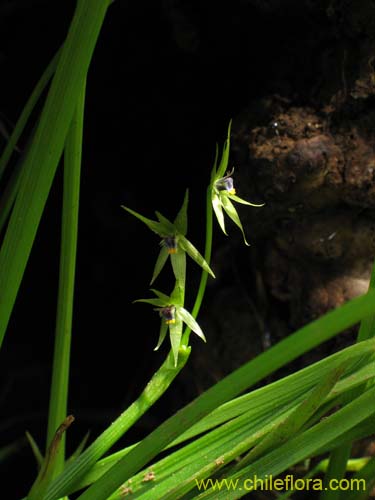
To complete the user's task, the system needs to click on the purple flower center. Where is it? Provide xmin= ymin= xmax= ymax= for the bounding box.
xmin=163 ymin=236 xmax=178 ymax=254
xmin=215 ymin=176 xmax=235 ymax=194
xmin=160 ymin=305 xmax=176 ymax=324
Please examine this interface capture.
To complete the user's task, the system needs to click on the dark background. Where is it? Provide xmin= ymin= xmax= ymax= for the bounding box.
xmin=0 ymin=1 xmax=353 ymax=498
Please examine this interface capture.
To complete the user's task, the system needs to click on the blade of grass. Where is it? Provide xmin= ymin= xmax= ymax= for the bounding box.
xmin=0 ymin=47 xmax=61 ymax=179
xmin=44 ymin=347 xmax=191 ymax=500
xmin=234 ymin=363 xmax=346 ymax=471
xmin=27 ymin=416 xmax=75 ymax=500
xmin=46 ymin=79 xmax=86 ymax=477
xmin=0 ymin=0 xmax=110 ymax=350
xmin=320 ymin=443 xmax=353 ymax=500
xmin=195 ymin=385 xmax=375 ymax=499
xmin=65 ymin=339 xmax=375 ymax=495
xmin=320 ymin=256 xmax=375 ymax=498
xmin=72 ymin=291 xmax=375 ymax=500
xmin=106 ymin=360 xmax=374 ymax=500
xmin=342 ymin=455 xmax=375 ymax=500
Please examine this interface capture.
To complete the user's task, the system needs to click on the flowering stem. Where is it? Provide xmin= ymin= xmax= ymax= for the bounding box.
xmin=182 ymin=184 xmax=213 ymax=345
xmin=44 ymin=347 xmax=191 ymax=500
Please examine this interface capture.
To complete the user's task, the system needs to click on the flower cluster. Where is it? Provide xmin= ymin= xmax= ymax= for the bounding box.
xmin=123 ymin=121 xmax=263 ymax=365
xmin=122 ymin=191 xmax=212 ymax=365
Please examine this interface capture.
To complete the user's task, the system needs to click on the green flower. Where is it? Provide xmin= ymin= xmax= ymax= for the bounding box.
xmin=211 ymin=122 xmax=264 ymax=245
xmin=135 ymin=284 xmax=205 ymax=366
xmin=122 ymin=190 xmax=215 ymax=284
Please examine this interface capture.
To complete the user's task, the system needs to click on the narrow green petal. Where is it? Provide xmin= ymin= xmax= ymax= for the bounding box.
xmin=210 ymin=143 xmax=220 ymax=183
xmin=154 ymin=320 xmax=168 ymax=351
xmin=134 ymin=298 xmax=166 ymax=307
xmin=221 ymin=195 xmax=250 ymax=246
xmin=177 ymin=307 xmax=206 ymax=342
xmin=228 ymin=193 xmax=265 ymax=207
xmin=169 ymin=319 xmax=183 ymax=366
xmin=121 ymin=206 xmax=163 ymax=235
xmin=150 ymin=289 xmax=171 ymax=303
xmin=216 ymin=120 xmax=232 ymax=179
xmin=173 ymin=189 xmax=189 ymax=235
xmin=150 ymin=246 xmax=169 ymax=285
xmin=154 ymin=211 xmax=176 ymax=234
xmin=178 ymin=235 xmax=215 ymax=278
xmin=212 ymin=193 xmax=227 ymax=235
xmin=171 ymin=250 xmax=186 ymax=285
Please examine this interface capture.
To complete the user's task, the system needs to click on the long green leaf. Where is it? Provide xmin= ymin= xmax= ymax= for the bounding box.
xmin=45 ymin=347 xmax=191 ymax=500
xmin=59 ymin=339 xmax=375 ymax=496
xmin=0 ymin=0 xmax=110 ymax=349
xmin=0 ymin=47 xmax=61 ymax=179
xmin=72 ymin=291 xmax=375 ymax=500
xmin=46 ymin=80 xmax=86 ymax=476
xmin=236 ymin=363 xmax=347 ymax=470
xmin=196 ymin=386 xmax=375 ymax=499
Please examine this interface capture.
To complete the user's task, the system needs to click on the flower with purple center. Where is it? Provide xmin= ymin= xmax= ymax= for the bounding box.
xmin=211 ymin=124 xmax=264 ymax=245
xmin=135 ymin=285 xmax=205 ymax=366
xmin=122 ymin=190 xmax=215 ymax=285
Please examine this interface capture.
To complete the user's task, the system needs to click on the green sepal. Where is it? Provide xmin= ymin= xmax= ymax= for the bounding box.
xmin=134 ymin=298 xmax=166 ymax=307
xmin=170 ymin=281 xmax=184 ymax=307
xmin=228 ymin=193 xmax=265 ymax=207
xmin=150 ymin=246 xmax=169 ymax=285
xmin=221 ymin=195 xmax=250 ymax=246
xmin=121 ymin=206 xmax=164 ymax=235
xmin=212 ymin=193 xmax=227 ymax=235
xmin=178 ymin=306 xmax=206 ymax=342
xmin=150 ymin=289 xmax=171 ymax=303
xmin=216 ymin=119 xmax=232 ymax=179
xmin=173 ymin=189 xmax=189 ymax=235
xmin=210 ymin=143 xmax=219 ymax=183
xmin=154 ymin=320 xmax=168 ymax=351
xmin=171 ymin=250 xmax=186 ymax=285
xmin=154 ymin=211 xmax=175 ymax=234
xmin=169 ymin=317 xmax=183 ymax=366
xmin=178 ymin=234 xmax=215 ymax=278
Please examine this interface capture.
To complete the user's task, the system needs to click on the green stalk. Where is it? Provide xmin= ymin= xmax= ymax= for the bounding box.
xmin=70 ymin=290 xmax=375 ymax=500
xmin=46 ymin=79 xmax=86 ymax=474
xmin=44 ymin=347 xmax=190 ymax=500
xmin=182 ymin=184 xmax=213 ymax=345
